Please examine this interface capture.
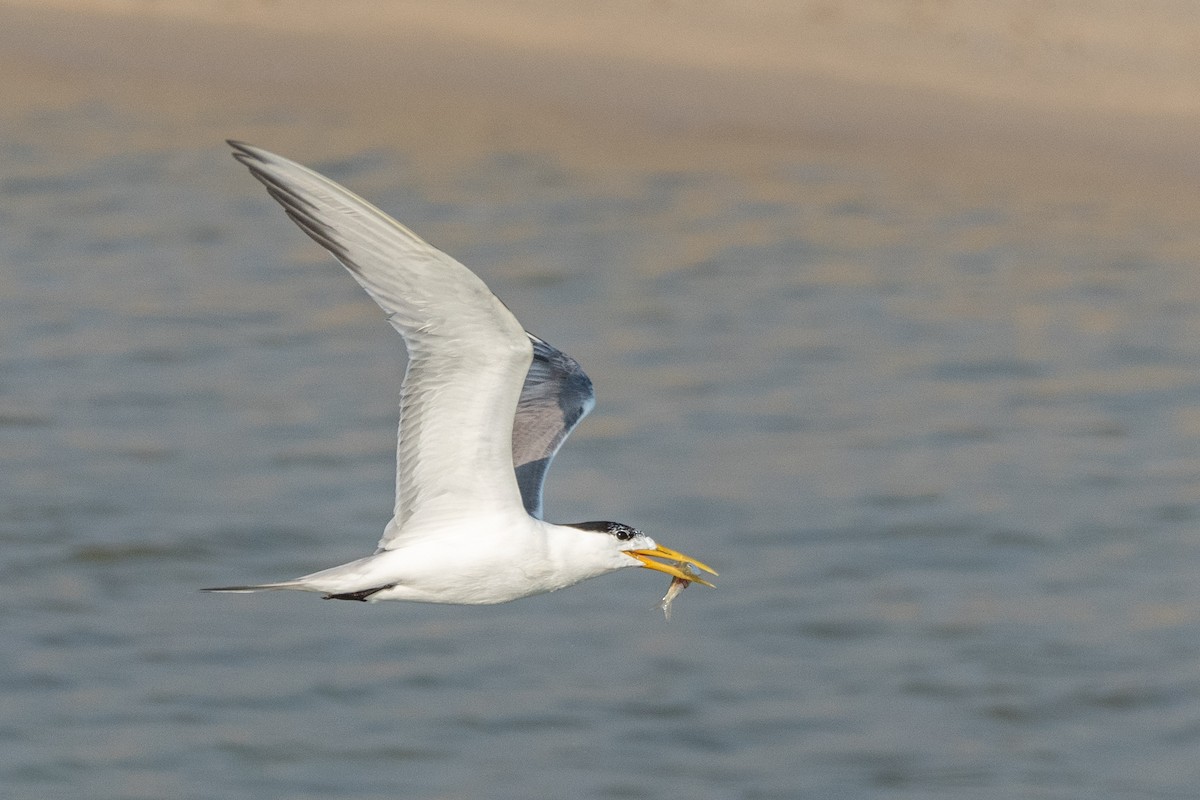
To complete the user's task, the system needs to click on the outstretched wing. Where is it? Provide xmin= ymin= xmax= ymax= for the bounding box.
xmin=229 ymin=142 xmax=532 ymax=548
xmin=513 ymin=334 xmax=595 ymax=519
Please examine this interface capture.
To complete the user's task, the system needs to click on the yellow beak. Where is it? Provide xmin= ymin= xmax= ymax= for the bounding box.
xmin=626 ymin=544 xmax=718 ymax=588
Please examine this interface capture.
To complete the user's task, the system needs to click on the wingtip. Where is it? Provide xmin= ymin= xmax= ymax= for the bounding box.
xmin=227 ymin=140 xmax=266 ymax=166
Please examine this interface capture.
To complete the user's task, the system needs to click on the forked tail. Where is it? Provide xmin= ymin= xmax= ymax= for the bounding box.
xmin=200 ymin=581 xmax=303 ymax=594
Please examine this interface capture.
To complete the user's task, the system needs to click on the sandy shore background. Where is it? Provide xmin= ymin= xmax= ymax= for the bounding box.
xmin=3 ymin=0 xmax=1199 ymax=189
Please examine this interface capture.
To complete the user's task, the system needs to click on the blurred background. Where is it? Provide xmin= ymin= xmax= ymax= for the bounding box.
xmin=3 ymin=2 xmax=1200 ymax=798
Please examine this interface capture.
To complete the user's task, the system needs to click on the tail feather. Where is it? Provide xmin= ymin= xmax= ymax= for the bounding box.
xmin=200 ymin=581 xmax=302 ymax=593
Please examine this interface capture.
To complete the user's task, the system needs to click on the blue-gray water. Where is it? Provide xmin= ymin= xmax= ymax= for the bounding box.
xmin=4 ymin=101 xmax=1200 ymax=800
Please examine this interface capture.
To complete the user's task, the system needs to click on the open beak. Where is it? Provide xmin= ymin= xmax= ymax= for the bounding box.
xmin=627 ymin=544 xmax=718 ymax=588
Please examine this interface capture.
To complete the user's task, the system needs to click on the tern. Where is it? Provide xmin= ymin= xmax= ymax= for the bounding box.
xmin=204 ymin=142 xmax=715 ymax=606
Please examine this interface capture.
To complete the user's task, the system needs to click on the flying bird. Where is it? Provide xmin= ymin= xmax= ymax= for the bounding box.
xmin=204 ymin=142 xmax=715 ymax=607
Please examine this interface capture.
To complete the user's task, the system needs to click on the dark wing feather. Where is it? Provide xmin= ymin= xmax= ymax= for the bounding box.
xmin=513 ymin=334 xmax=595 ymax=519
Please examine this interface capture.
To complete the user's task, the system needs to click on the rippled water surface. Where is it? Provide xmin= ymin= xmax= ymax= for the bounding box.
xmin=4 ymin=98 xmax=1200 ymax=799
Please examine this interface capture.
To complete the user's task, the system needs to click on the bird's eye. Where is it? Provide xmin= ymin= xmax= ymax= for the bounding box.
xmin=614 ymin=526 xmax=635 ymax=541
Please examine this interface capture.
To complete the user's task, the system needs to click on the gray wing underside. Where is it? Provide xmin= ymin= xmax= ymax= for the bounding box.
xmin=513 ymin=334 xmax=595 ymax=519
xmin=229 ymin=140 xmax=592 ymax=527
xmin=229 ymin=141 xmax=532 ymax=546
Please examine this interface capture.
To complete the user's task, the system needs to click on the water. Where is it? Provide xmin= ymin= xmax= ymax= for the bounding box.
xmin=3 ymin=95 xmax=1200 ymax=800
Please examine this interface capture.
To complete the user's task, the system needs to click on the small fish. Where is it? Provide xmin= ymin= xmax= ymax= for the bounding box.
xmin=646 ymin=554 xmax=716 ymax=619
xmin=659 ymin=576 xmax=690 ymax=620
xmin=658 ymin=559 xmax=715 ymax=619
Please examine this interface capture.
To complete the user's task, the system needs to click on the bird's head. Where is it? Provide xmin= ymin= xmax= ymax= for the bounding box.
xmin=569 ymin=521 xmax=717 ymax=587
